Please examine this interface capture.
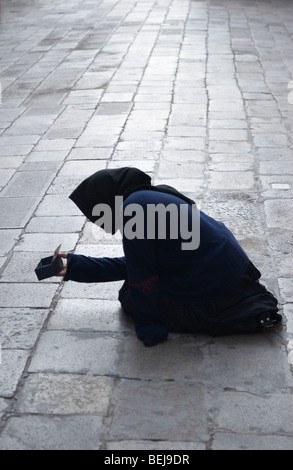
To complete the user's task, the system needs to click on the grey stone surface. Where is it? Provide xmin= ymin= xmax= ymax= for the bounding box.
xmin=278 ymin=278 xmax=293 ymax=302
xmin=0 ymin=308 xmax=47 ymax=348
xmin=0 ymin=399 xmax=10 ymax=424
xmin=0 ymin=283 xmax=57 ymax=307
xmin=25 ymin=216 xmax=85 ymax=233
xmin=0 ymin=0 xmax=293 ymax=451
xmin=0 ymin=169 xmax=15 ymax=187
xmin=1 ymin=251 xmax=60 ymax=283
xmin=0 ymin=171 xmax=55 ymax=198
xmin=35 ymin=194 xmax=82 ymax=216
xmin=110 ymin=379 xmax=209 ymax=442
xmin=0 ymin=229 xmax=21 ymax=256
xmin=0 ymin=349 xmax=31 ymax=397
xmin=200 ymin=333 xmax=293 ymax=394
xmin=48 ymin=298 xmax=129 ymax=332
xmin=28 ymin=331 xmax=123 ymax=375
xmin=57 ymin=159 xmax=107 ymax=177
xmin=107 ymin=441 xmax=205 ymax=451
xmin=0 ymin=415 xmax=102 ymax=450
xmin=15 ymin=373 xmax=114 ymax=415
xmin=212 ymin=433 xmax=293 ymax=451
xmin=46 ymin=175 xmax=86 ymax=195
xmin=208 ymin=391 xmax=293 ymax=435
xmin=264 ymin=199 xmax=293 ymax=230
xmin=208 ymin=171 xmax=255 ymax=190
xmin=118 ymin=334 xmax=208 ymax=381
xmin=60 ymin=279 xmax=123 ymax=300
xmin=14 ymin=232 xmax=79 ymax=252
xmin=0 ymin=197 xmax=39 ymax=228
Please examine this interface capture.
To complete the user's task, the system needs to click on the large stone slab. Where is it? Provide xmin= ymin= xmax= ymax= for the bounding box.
xmin=278 ymin=278 xmax=293 ymax=302
xmin=0 ymin=171 xmax=55 ymax=197
xmin=0 ymin=349 xmax=31 ymax=398
xmin=110 ymin=379 xmax=209 ymax=441
xmin=28 ymin=330 xmax=123 ymax=375
xmin=0 ymin=229 xmax=21 ymax=256
xmin=212 ymin=432 xmax=293 ymax=450
xmin=15 ymin=373 xmax=114 ymax=415
xmin=107 ymin=440 xmax=205 ymax=450
xmin=0 ymin=283 xmax=57 ymax=308
xmin=14 ymin=232 xmax=79 ymax=252
xmin=200 ymin=333 xmax=293 ymax=394
xmin=0 ymin=399 xmax=10 ymax=425
xmin=1 ymin=251 xmax=60 ymax=283
xmin=48 ymin=298 xmax=129 ymax=333
xmin=61 ymin=280 xmax=123 ymax=300
xmin=0 ymin=197 xmax=39 ymax=228
xmin=208 ymin=390 xmax=293 ymax=435
xmin=264 ymin=199 xmax=293 ymax=230
xmin=208 ymin=171 xmax=255 ymax=190
xmin=0 ymin=308 xmax=47 ymax=348
xmin=35 ymin=195 xmax=81 ymax=217
xmin=118 ymin=334 xmax=208 ymax=381
xmin=25 ymin=216 xmax=85 ymax=233
xmin=0 ymin=415 xmax=102 ymax=450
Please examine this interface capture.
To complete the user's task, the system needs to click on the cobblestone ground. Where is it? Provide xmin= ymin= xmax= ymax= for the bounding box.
xmin=0 ymin=0 xmax=293 ymax=450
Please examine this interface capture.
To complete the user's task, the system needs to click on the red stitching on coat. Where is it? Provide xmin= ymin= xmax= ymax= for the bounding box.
xmin=129 ymin=275 xmax=159 ymax=294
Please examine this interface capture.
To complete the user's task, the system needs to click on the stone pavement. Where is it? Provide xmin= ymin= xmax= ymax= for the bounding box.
xmin=0 ymin=0 xmax=293 ymax=451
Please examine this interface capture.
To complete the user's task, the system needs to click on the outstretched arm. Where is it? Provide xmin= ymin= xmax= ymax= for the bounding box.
xmin=57 ymin=252 xmax=127 ymax=283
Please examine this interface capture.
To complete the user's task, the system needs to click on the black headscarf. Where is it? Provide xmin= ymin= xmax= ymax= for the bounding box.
xmin=69 ymin=167 xmax=195 ymax=233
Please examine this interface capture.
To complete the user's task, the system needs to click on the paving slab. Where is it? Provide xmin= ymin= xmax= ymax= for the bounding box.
xmin=0 ymin=169 xmax=15 ymax=187
xmin=15 ymin=373 xmax=114 ymax=415
xmin=25 ymin=215 xmax=85 ymax=233
xmin=1 ymin=251 xmax=61 ymax=283
xmin=199 ymin=333 xmax=293 ymax=394
xmin=0 ymin=283 xmax=57 ymax=308
xmin=0 ymin=349 xmax=31 ymax=398
xmin=0 ymin=171 xmax=55 ymax=198
xmin=208 ymin=171 xmax=255 ymax=190
xmin=14 ymin=232 xmax=79 ymax=252
xmin=264 ymin=199 xmax=293 ymax=230
xmin=28 ymin=330 xmax=123 ymax=375
xmin=60 ymin=279 xmax=124 ymax=301
xmin=0 ymin=229 xmax=21 ymax=256
xmin=107 ymin=440 xmax=204 ymax=450
xmin=118 ymin=334 xmax=208 ymax=381
xmin=212 ymin=433 xmax=293 ymax=451
xmin=35 ymin=194 xmax=82 ymax=216
xmin=57 ymin=159 xmax=107 ymax=177
xmin=109 ymin=379 xmax=209 ymax=442
xmin=0 ymin=308 xmax=47 ymax=348
xmin=0 ymin=197 xmax=39 ymax=228
xmin=48 ymin=298 xmax=129 ymax=333
xmin=208 ymin=390 xmax=293 ymax=436
xmin=0 ymin=415 xmax=102 ymax=450
xmin=278 ymin=278 xmax=293 ymax=303
xmin=0 ymin=399 xmax=10 ymax=425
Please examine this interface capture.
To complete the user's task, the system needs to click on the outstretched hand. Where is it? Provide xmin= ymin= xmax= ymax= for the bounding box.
xmin=57 ymin=252 xmax=68 ymax=277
